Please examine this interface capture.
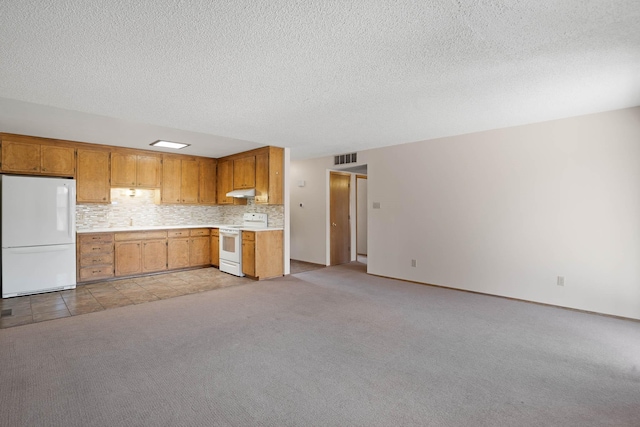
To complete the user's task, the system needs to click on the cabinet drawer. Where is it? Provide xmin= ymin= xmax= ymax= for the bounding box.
xmin=167 ymin=229 xmax=190 ymax=238
xmin=79 ymin=266 xmax=114 ymax=281
xmin=79 ymin=243 xmax=114 ymax=256
xmin=115 ymin=230 xmax=167 ymax=241
xmin=210 ymin=228 xmax=219 ymax=237
xmin=79 ymin=233 xmax=114 ymax=244
xmin=190 ymin=228 xmax=210 ymax=236
xmin=80 ymin=253 xmax=114 ymax=267
xmin=242 ymin=231 xmax=255 ymax=241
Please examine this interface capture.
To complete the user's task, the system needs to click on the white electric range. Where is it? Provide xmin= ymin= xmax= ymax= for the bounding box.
xmin=219 ymin=213 xmax=268 ymax=276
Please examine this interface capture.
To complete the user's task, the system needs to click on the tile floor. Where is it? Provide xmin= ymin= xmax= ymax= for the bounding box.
xmin=0 ymin=267 xmax=253 ymax=329
xmin=0 ymin=261 xmax=346 ymax=329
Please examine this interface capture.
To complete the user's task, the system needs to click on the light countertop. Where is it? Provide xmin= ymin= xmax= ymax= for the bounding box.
xmin=76 ymin=225 xmax=284 ymax=233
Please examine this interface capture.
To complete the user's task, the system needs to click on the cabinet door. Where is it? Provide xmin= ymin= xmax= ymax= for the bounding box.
xmin=136 ymin=154 xmax=161 ymax=188
xmin=255 ymin=152 xmax=269 ymax=204
xmin=181 ymin=159 xmax=199 ymax=203
xmin=268 ymin=147 xmax=284 ymax=205
xmin=168 ymin=238 xmax=190 ymax=269
xmin=233 ymin=156 xmax=256 ymax=189
xmin=115 ymin=241 xmax=142 ymax=276
xmin=242 ymin=239 xmax=255 ymax=277
xmin=199 ymin=158 xmax=217 ymax=204
xmin=189 ymin=236 xmax=210 ymax=266
xmin=1 ymin=140 xmax=40 ymax=173
xmin=77 ymin=149 xmax=111 ymax=203
xmin=210 ymin=233 xmax=219 ymax=266
xmin=216 ymin=160 xmax=233 ymax=204
xmin=41 ymin=145 xmax=75 ymax=176
xmin=161 ymin=156 xmax=182 ymax=203
xmin=142 ymin=239 xmax=167 ymax=273
xmin=111 ymin=152 xmax=137 ymax=187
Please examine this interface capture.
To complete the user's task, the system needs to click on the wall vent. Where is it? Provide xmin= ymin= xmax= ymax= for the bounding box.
xmin=334 ymin=152 xmax=357 ymax=165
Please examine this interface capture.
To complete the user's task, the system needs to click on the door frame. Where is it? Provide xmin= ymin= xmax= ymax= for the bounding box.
xmin=356 ymin=174 xmax=367 ymax=257
xmin=328 ymin=171 xmax=352 ymax=266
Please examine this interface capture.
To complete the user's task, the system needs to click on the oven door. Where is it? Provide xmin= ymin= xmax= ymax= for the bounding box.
xmin=219 ymin=230 xmax=240 ymax=263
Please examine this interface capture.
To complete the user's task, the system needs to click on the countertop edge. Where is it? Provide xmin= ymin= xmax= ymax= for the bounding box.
xmin=77 ymin=225 xmax=284 ymax=233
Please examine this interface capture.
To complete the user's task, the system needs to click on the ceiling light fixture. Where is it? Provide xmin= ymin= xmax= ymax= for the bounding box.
xmin=150 ymin=140 xmax=190 ymax=149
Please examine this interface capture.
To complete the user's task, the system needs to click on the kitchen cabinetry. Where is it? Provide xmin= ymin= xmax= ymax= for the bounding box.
xmin=114 ymin=230 xmax=168 ymax=277
xmin=161 ymin=156 xmax=199 ymax=204
xmin=189 ymin=229 xmax=210 ymax=266
xmin=218 ymin=146 xmax=283 ymax=205
xmin=77 ymin=233 xmax=115 ymax=282
xmin=255 ymin=147 xmax=284 ymax=205
xmin=199 ymin=158 xmax=217 ymax=204
xmin=77 ymin=148 xmax=111 ymax=203
xmin=167 ymin=229 xmax=190 ymax=270
xmin=241 ymin=230 xmax=283 ymax=280
xmin=0 ymin=135 xmax=76 ymax=177
xmin=111 ymin=151 xmax=161 ymax=188
xmin=166 ymin=228 xmax=210 ymax=269
xmin=210 ymin=228 xmax=219 ymax=267
xmin=216 ymin=159 xmax=233 ymax=204
xmin=233 ymin=156 xmax=255 ymax=189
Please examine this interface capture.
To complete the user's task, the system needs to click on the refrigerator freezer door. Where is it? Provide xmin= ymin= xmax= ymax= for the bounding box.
xmin=1 ymin=175 xmax=76 ymax=248
xmin=2 ymin=244 xmax=77 ymax=297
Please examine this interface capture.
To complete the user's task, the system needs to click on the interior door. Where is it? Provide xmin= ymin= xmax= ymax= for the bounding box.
xmin=330 ymin=172 xmax=351 ymax=266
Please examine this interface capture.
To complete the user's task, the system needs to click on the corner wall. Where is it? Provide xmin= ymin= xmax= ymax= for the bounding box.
xmin=292 ymin=107 xmax=640 ymax=319
xmin=367 ymin=107 xmax=640 ymax=319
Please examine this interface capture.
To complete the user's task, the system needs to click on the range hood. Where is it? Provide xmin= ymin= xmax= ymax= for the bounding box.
xmin=226 ymin=188 xmax=256 ymax=198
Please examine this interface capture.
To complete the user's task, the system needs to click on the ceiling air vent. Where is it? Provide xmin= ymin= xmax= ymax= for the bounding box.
xmin=334 ymin=152 xmax=357 ymax=165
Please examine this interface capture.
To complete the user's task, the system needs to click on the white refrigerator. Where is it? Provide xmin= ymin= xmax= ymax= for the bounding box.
xmin=1 ymin=175 xmax=77 ymax=298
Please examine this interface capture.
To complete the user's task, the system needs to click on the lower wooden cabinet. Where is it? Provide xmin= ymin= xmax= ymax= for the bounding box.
xmin=168 ymin=235 xmax=190 ymax=270
xmin=78 ymin=233 xmax=114 ymax=282
xmin=210 ymin=228 xmax=219 ymax=267
xmin=114 ymin=230 xmax=168 ymax=277
xmin=114 ymin=241 xmax=142 ymax=276
xmin=189 ymin=229 xmax=210 ymax=266
xmin=241 ymin=230 xmax=283 ymax=280
xmin=167 ymin=229 xmax=210 ymax=269
xmin=142 ymin=239 xmax=167 ymax=273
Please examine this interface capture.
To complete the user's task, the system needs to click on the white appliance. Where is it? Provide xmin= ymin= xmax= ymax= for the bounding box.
xmin=1 ymin=175 xmax=77 ymax=298
xmin=219 ymin=213 xmax=268 ymax=277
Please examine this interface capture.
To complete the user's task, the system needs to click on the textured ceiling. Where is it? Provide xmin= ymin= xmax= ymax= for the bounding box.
xmin=0 ymin=1 xmax=638 ymax=159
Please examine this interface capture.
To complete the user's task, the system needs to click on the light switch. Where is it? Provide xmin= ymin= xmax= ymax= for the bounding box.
xmin=373 ymin=202 xmax=381 ymax=209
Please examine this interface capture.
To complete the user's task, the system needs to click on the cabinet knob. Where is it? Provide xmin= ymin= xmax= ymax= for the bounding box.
xmin=42 ymin=168 xmax=46 ymax=171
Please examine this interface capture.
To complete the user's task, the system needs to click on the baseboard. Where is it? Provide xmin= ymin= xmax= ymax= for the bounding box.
xmin=367 ymin=272 xmax=640 ymax=323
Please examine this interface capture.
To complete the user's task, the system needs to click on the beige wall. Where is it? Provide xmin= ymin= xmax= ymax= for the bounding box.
xmin=291 ymin=106 xmax=640 ymax=319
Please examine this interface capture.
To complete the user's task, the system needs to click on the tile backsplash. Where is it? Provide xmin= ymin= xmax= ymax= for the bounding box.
xmin=76 ymin=188 xmax=284 ymax=230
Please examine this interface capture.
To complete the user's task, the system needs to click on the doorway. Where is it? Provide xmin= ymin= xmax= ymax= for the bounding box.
xmin=330 ymin=171 xmax=351 ymax=266
xmin=356 ymin=174 xmax=367 ymax=263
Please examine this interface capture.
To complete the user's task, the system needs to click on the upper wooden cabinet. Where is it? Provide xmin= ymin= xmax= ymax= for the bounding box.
xmin=161 ymin=155 xmax=199 ymax=204
xmin=218 ymin=146 xmax=283 ymax=205
xmin=77 ymin=148 xmax=111 ymax=203
xmin=216 ymin=159 xmax=234 ymax=205
xmin=111 ymin=151 xmax=161 ymax=188
xmin=0 ymin=135 xmax=76 ymax=177
xmin=199 ymin=158 xmax=217 ymax=205
xmin=233 ymin=156 xmax=256 ymax=189
xmin=255 ymin=147 xmax=284 ymax=205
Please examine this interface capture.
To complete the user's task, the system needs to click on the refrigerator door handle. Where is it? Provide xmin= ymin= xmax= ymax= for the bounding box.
xmin=5 ymin=244 xmax=75 ymax=254
xmin=68 ymin=183 xmax=75 ymax=239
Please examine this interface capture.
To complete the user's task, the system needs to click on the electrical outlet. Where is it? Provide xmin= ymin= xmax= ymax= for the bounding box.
xmin=411 ymin=259 xmax=417 ymax=267
xmin=557 ymin=276 xmax=565 ymax=286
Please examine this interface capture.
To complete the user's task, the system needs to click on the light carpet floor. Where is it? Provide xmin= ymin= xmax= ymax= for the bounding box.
xmin=1 ymin=262 xmax=639 ymax=426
